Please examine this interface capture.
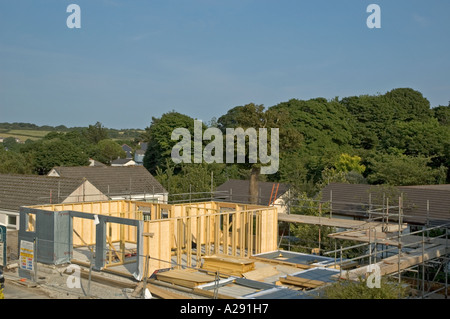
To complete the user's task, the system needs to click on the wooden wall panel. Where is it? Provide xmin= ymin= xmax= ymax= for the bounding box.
xmin=29 ymin=200 xmax=279 ymax=279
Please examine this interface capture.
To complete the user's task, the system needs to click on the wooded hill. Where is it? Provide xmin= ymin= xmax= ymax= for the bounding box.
xmin=1 ymin=88 xmax=449 ymax=198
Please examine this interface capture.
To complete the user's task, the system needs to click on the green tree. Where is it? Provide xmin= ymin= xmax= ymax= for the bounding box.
xmin=142 ymin=111 xmax=201 ymax=174
xmin=155 ymin=159 xmax=238 ymax=200
xmin=334 ymin=153 xmax=366 ymax=174
xmin=217 ymin=103 xmax=302 ymax=204
xmin=340 ymin=88 xmax=432 ymax=150
xmin=323 ymin=276 xmax=409 ymax=299
xmin=270 ymin=98 xmax=356 ymax=189
xmin=432 ymin=104 xmax=450 ymax=126
xmin=0 ymin=147 xmax=33 ymax=174
xmin=1 ymin=137 xmax=20 ymax=152
xmin=365 ymin=150 xmax=447 ymax=186
xmin=31 ymin=139 xmax=90 ymax=174
xmin=92 ymin=139 xmax=127 ymax=164
xmin=83 ymin=122 xmax=108 ymax=144
xmin=381 ymin=119 xmax=449 ymax=158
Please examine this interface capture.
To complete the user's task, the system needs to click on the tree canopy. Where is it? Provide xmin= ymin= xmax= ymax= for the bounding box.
xmin=1 ymin=88 xmax=449 ymax=193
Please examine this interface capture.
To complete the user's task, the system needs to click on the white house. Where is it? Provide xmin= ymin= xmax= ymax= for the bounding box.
xmin=0 ymin=174 xmax=106 ymax=230
xmin=48 ymin=166 xmax=168 ymax=203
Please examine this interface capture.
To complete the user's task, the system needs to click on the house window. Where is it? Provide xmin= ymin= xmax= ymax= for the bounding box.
xmin=7 ymin=215 xmax=17 ymax=228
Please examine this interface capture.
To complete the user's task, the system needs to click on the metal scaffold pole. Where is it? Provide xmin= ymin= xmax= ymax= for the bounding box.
xmin=398 ymin=195 xmax=402 ymax=285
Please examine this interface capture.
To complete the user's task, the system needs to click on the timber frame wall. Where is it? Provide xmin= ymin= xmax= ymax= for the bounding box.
xmin=28 ymin=200 xmax=279 ymax=278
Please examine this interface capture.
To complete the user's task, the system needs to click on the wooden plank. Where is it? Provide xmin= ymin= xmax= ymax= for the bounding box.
xmin=341 ymin=243 xmax=449 ymax=281
xmin=202 ymin=255 xmax=255 ymax=276
xmin=278 ymin=213 xmax=406 ymax=231
xmin=155 ymin=269 xmax=215 ymax=288
xmin=192 ymin=287 xmax=237 ymax=299
xmin=146 ymin=283 xmax=191 ymax=299
xmin=133 ymin=280 xmax=190 ymax=299
xmin=279 ymin=276 xmax=326 ymax=289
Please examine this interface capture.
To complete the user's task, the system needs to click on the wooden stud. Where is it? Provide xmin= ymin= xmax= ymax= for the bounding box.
xmin=186 ymin=216 xmax=192 ymax=268
xmin=214 ymin=214 xmax=220 ymax=255
xmin=176 ymin=219 xmax=182 ymax=269
xmin=223 ymin=212 xmax=229 ymax=255
xmin=196 ymin=215 xmax=202 ymax=267
xmin=231 ymin=213 xmax=237 ymax=256
xmin=240 ymin=211 xmax=245 ymax=257
xmin=206 ymin=215 xmax=211 ymax=256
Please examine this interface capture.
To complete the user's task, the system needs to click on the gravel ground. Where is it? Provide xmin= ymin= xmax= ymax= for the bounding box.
xmin=3 ymin=259 xmax=207 ymax=299
xmin=4 ymin=260 xmax=147 ymax=299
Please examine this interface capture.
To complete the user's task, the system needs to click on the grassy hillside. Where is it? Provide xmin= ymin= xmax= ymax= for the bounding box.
xmin=0 ymin=129 xmax=52 ymax=142
xmin=0 ymin=123 xmax=145 ymax=142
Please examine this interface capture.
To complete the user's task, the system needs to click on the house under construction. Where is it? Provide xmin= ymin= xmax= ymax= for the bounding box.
xmin=16 ymin=189 xmax=450 ymax=299
xmin=18 ymin=200 xmax=278 ymax=280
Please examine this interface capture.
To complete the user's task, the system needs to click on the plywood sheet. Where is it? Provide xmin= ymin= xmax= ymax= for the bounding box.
xmin=155 ymin=269 xmax=215 ymax=288
xmin=202 ymin=255 xmax=255 ymax=276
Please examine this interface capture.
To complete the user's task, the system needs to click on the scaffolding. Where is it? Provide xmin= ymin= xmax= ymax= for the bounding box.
xmin=278 ymin=191 xmax=450 ymax=299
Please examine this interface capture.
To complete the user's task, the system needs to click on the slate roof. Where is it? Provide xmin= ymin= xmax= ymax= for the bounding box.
xmin=139 ymin=142 xmax=148 ymax=152
xmin=321 ymin=183 xmax=450 ymax=226
xmin=49 ymin=166 xmax=167 ymax=196
xmin=215 ymin=179 xmax=290 ymax=206
xmin=0 ymin=174 xmax=86 ymax=212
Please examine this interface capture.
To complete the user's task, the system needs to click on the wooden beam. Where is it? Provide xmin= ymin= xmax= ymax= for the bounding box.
xmin=73 ymin=229 xmax=94 ymax=253
xmin=196 ymin=215 xmax=202 ymax=267
xmin=279 ymin=276 xmax=326 ymax=289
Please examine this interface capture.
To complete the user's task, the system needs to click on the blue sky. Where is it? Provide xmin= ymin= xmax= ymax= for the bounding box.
xmin=1 ymin=1 xmax=449 ymax=129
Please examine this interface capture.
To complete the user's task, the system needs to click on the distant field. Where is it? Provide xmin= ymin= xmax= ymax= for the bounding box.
xmin=0 ymin=123 xmax=146 ymax=143
xmin=0 ymin=129 xmax=52 ymax=141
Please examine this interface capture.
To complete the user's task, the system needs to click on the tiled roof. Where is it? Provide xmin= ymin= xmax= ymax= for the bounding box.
xmin=50 ymin=166 xmax=167 ymax=196
xmin=0 ymin=174 xmax=85 ymax=212
xmin=321 ymin=183 xmax=450 ymax=226
xmin=215 ymin=179 xmax=290 ymax=206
